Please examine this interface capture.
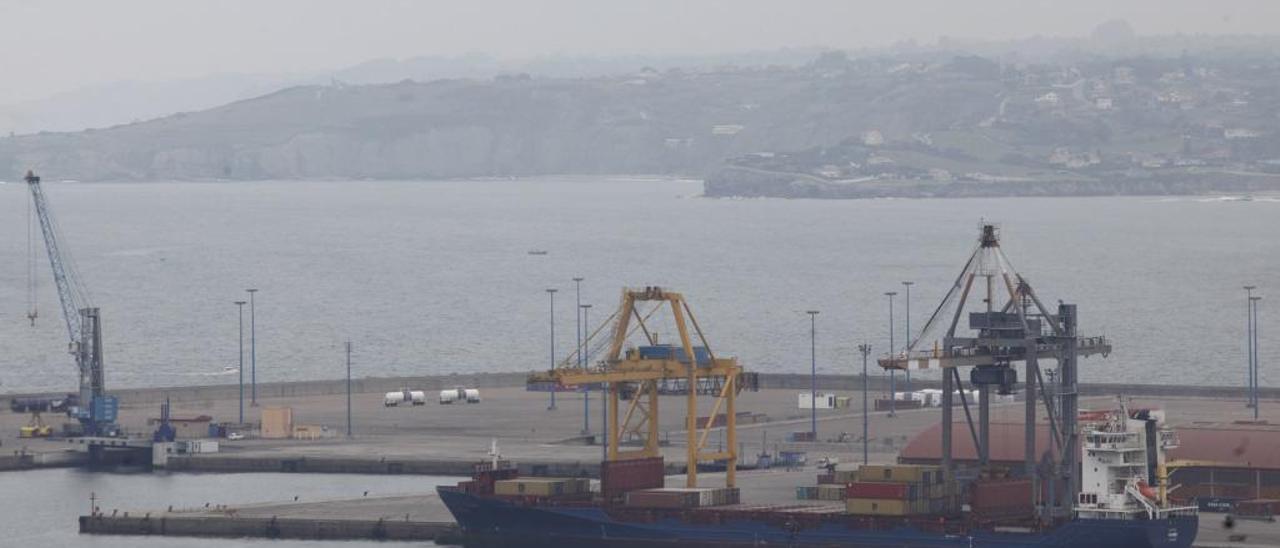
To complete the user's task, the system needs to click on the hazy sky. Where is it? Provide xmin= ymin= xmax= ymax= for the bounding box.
xmin=3 ymin=0 xmax=1277 ymax=104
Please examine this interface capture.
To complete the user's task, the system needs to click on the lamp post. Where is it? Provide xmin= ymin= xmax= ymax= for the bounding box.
xmin=247 ymin=288 xmax=258 ymax=406
xmin=1252 ymin=295 xmax=1262 ymax=420
xmin=807 ymin=310 xmax=819 ymax=440
xmin=885 ymin=291 xmax=898 ymax=417
xmin=547 ymin=288 xmax=558 ymax=411
xmin=581 ymin=303 xmax=593 ymax=435
xmin=1246 ymin=286 xmax=1257 ymax=409
xmin=574 ymin=277 xmax=586 ymax=433
xmin=858 ymin=343 xmax=872 ymax=465
xmin=346 ymin=341 xmax=353 ymax=439
xmin=902 ymin=281 xmax=914 ymax=393
xmin=234 ymin=300 xmax=246 ymax=424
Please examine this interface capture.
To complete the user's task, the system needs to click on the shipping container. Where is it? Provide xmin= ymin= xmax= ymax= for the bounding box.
xmin=857 ymin=464 xmax=943 ymax=484
xmin=464 ymin=389 xmax=481 ymax=403
xmin=846 ymin=498 xmax=910 ymax=516
xmin=600 ymin=457 xmax=665 ymax=499
xmin=260 ymin=406 xmax=293 ymax=439
xmin=625 ymin=489 xmax=700 ymax=509
xmin=816 ymin=473 xmax=836 ymax=485
xmin=832 ymin=469 xmax=859 ymax=483
xmin=409 ymin=390 xmax=427 ymax=405
xmin=789 ymin=431 xmax=816 ymax=443
xmin=494 ymin=478 xmax=590 ymax=497
xmin=816 ymin=484 xmax=847 ymax=501
xmin=847 ymin=482 xmax=911 ymax=500
xmin=970 ymin=478 xmax=1034 ymax=518
xmin=796 ymin=486 xmax=818 ymax=500
xmin=1235 ymin=499 xmax=1279 ymax=518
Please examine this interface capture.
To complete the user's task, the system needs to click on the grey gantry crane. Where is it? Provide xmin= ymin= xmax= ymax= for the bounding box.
xmin=24 ymin=170 xmax=119 ymax=437
xmin=881 ymin=223 xmax=1111 ymax=521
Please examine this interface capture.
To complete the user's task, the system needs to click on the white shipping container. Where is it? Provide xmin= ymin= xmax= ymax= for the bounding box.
xmin=798 ymin=392 xmax=837 ymax=409
xmin=439 ymin=390 xmax=459 ymax=404
xmin=410 ymin=391 xmax=427 ymax=405
xmin=464 ymin=389 xmax=481 ymax=403
xmin=385 ymin=391 xmax=405 ymax=407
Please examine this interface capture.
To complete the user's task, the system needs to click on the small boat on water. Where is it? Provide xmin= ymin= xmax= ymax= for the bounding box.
xmin=527 ymin=250 xmax=549 ymax=256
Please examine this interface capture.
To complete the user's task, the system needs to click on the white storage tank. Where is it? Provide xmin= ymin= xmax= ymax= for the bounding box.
xmin=464 ymin=389 xmax=481 ymax=403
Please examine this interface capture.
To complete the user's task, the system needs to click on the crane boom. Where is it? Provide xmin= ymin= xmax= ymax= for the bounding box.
xmin=25 ymin=171 xmax=88 ymax=344
xmin=24 ymin=170 xmax=116 ymax=436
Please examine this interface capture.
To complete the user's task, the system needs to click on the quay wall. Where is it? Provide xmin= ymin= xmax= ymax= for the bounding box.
xmin=4 ymin=372 xmax=1275 ymax=409
xmin=79 ymin=514 xmax=456 ymax=541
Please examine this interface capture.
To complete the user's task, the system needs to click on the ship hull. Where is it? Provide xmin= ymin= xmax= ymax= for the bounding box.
xmin=438 ymin=488 xmax=1197 ymax=548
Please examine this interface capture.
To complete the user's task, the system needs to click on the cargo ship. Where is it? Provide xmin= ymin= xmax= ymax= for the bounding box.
xmin=437 ymin=403 xmax=1199 ymax=547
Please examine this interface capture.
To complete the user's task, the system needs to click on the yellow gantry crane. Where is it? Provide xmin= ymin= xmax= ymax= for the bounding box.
xmin=530 ymin=287 xmax=745 ymax=488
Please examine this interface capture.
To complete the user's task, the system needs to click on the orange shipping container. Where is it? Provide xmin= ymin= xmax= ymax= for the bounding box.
xmin=261 ymin=406 xmax=294 ymax=439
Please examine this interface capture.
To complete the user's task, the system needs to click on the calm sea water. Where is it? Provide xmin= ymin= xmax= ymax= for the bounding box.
xmin=0 ymin=178 xmax=1275 ymax=392
xmin=0 ymin=468 xmax=454 ymax=547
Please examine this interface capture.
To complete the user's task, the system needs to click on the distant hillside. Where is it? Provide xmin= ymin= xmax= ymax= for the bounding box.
xmin=5 ymin=47 xmax=1280 ymax=196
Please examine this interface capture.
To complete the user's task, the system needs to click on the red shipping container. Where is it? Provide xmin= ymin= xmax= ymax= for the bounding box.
xmin=847 ymin=482 xmax=911 ymax=500
xmin=601 ymin=457 xmax=665 ymax=498
xmin=971 ymin=479 xmax=1033 ymax=515
xmin=1236 ymin=499 xmax=1279 ymax=517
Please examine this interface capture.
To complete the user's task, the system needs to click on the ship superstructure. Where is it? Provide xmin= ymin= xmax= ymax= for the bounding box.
xmin=1076 ymin=405 xmax=1199 ymax=523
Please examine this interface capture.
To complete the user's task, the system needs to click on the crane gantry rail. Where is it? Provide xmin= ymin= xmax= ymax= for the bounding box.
xmin=529 ymin=286 xmax=746 ymax=489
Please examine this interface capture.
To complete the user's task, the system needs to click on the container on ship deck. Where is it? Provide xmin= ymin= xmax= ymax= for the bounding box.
xmin=857 ymin=464 xmax=943 ymax=483
xmin=796 ymin=486 xmax=818 ymax=500
xmin=494 ymin=478 xmax=590 ymax=497
xmin=1235 ymin=499 xmax=1279 ymax=518
xmin=847 ymin=482 xmax=911 ymax=500
xmin=846 ymin=497 xmax=911 ymax=516
xmin=817 ymin=484 xmax=847 ymax=501
xmin=601 ymin=457 xmax=665 ymax=498
xmin=832 ymin=469 xmax=859 ymax=483
xmin=816 ymin=473 xmax=836 ymax=484
xmin=970 ymin=478 xmax=1033 ymax=518
xmin=625 ymin=488 xmax=701 ymax=509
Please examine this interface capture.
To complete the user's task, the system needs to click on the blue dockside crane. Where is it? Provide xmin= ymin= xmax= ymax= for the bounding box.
xmin=25 ymin=170 xmax=120 ymax=437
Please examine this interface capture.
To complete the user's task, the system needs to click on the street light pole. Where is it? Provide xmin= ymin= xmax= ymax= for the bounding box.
xmin=807 ymin=310 xmax=819 ymax=440
xmin=346 ymin=341 xmax=353 ymax=439
xmin=574 ymin=277 xmax=586 ymax=433
xmin=247 ymin=288 xmax=258 ymax=406
xmin=581 ymin=303 xmax=593 ymax=435
xmin=885 ymin=291 xmax=898 ymax=417
xmin=1252 ymin=295 xmax=1263 ymax=420
xmin=902 ymin=281 xmax=914 ymax=393
xmin=547 ymin=288 xmax=558 ymax=411
xmin=1246 ymin=286 xmax=1256 ymax=409
xmin=858 ymin=343 xmax=872 ymax=465
xmin=234 ymin=300 xmax=246 ymax=424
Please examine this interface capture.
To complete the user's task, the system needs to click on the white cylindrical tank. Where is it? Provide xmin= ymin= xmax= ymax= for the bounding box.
xmin=410 ymin=391 xmax=427 ymax=405
xmin=439 ymin=390 xmax=458 ymax=404
xmin=464 ymin=389 xmax=481 ymax=403
xmin=384 ymin=391 xmax=405 ymax=407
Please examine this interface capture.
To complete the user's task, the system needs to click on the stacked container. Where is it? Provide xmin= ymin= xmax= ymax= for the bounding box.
xmin=624 ymin=487 xmax=740 ymax=509
xmin=600 ymin=457 xmax=665 ymax=500
xmin=494 ymin=478 xmax=591 ymax=498
xmin=969 ymin=478 xmax=1033 ymax=521
xmin=844 ymin=464 xmax=957 ymax=516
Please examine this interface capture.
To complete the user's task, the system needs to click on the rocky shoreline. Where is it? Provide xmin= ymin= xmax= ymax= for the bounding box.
xmin=704 ymin=165 xmax=1280 ymax=199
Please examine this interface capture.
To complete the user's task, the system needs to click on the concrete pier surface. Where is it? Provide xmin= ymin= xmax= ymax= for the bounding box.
xmin=3 ymin=373 xmax=1278 ymax=474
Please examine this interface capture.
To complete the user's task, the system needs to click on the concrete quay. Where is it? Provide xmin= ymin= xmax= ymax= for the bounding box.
xmin=80 ymin=493 xmax=457 ymax=542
